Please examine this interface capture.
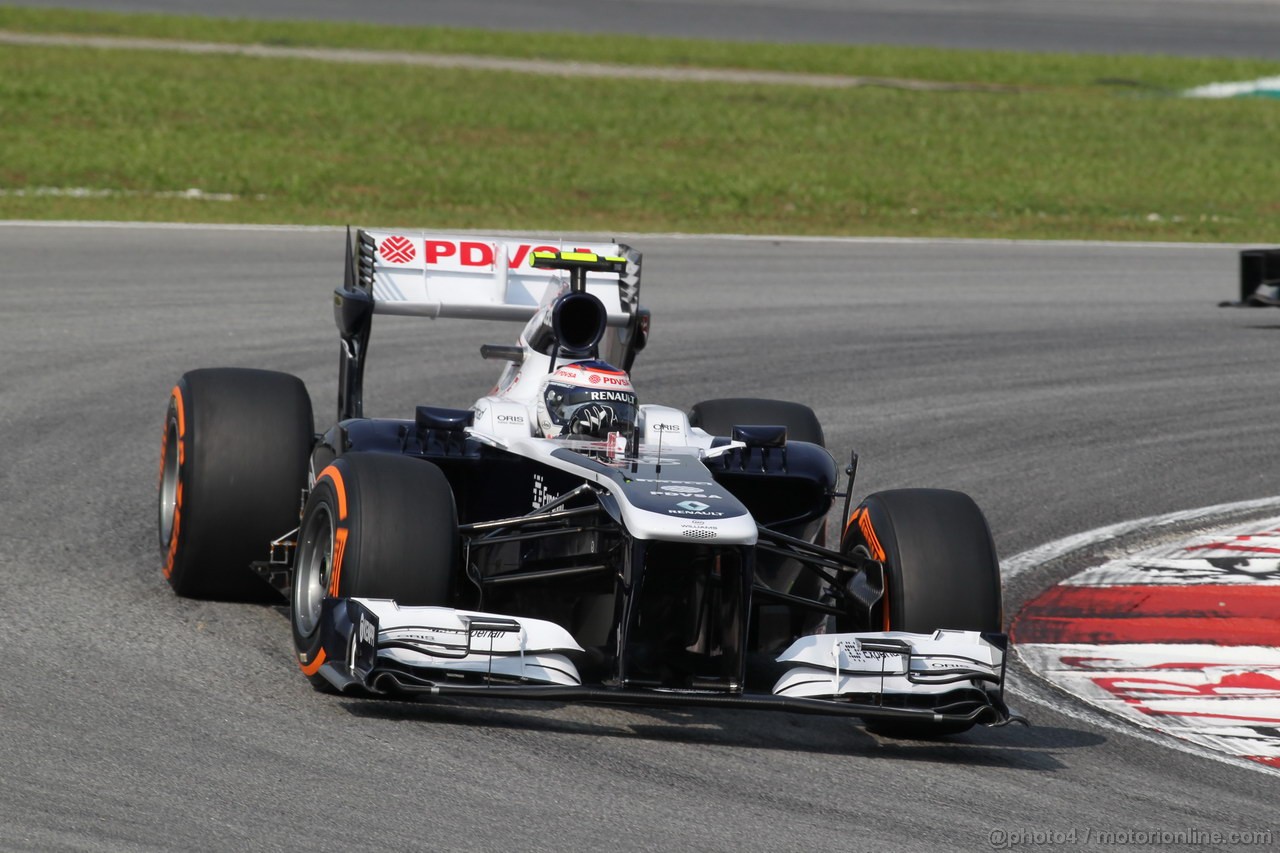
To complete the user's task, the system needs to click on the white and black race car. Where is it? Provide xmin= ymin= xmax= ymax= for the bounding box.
xmin=157 ymin=229 xmax=1022 ymax=736
xmin=1222 ymin=247 xmax=1280 ymax=306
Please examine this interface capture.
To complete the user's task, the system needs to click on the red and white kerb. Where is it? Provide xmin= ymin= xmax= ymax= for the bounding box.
xmin=1014 ymin=520 xmax=1280 ymax=771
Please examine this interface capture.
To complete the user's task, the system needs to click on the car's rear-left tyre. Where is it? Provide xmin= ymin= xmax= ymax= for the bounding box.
xmin=688 ymin=397 xmax=825 ymax=446
xmin=158 ymin=368 xmax=313 ymax=601
xmin=841 ymin=488 xmax=1002 ymax=737
xmin=291 ymin=452 xmax=459 ymax=690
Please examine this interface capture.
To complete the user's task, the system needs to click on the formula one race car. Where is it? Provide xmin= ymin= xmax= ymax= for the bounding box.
xmin=157 ymin=229 xmax=1021 ymax=736
xmin=1221 ymin=247 xmax=1280 ymax=306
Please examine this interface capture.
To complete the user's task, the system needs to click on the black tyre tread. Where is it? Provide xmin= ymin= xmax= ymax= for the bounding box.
xmin=857 ymin=488 xmax=1001 ymax=634
xmin=688 ymin=397 xmax=825 ymax=446
xmin=326 ymin=452 xmax=458 ymax=603
xmin=162 ymin=367 xmax=312 ymax=601
xmin=842 ymin=488 xmax=1001 ymax=738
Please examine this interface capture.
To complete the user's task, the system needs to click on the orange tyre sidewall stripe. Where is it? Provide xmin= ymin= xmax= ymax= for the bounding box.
xmin=299 ymin=647 xmax=327 ymax=676
xmin=856 ymin=511 xmax=892 ymax=628
xmin=858 ymin=512 xmax=886 ymax=562
xmin=317 ymin=464 xmax=347 ymax=520
xmin=328 ymin=528 xmax=349 ymax=597
xmin=315 ymin=464 xmax=350 ymax=596
xmin=845 ymin=506 xmax=892 ymax=629
xmin=162 ymin=386 xmax=186 ymax=580
xmin=842 ymin=506 xmax=886 ymax=561
xmin=299 ymin=464 xmax=350 ymax=671
xmin=173 ymin=385 xmax=185 ymax=463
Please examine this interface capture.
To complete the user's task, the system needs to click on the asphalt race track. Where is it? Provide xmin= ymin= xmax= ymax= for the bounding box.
xmin=6 ymin=0 xmax=1280 ymax=58
xmin=1 ymin=223 xmax=1277 ymax=851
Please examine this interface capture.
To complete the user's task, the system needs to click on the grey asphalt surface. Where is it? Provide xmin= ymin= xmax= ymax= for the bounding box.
xmin=6 ymin=0 xmax=1280 ymax=58
xmin=1 ymin=223 xmax=1277 ymax=852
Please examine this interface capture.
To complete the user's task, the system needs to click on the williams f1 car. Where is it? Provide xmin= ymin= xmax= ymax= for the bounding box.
xmin=1221 ymin=247 xmax=1280 ymax=307
xmin=157 ymin=229 xmax=1022 ymax=736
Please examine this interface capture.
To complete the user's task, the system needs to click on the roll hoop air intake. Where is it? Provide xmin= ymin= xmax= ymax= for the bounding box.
xmin=527 ymin=250 xmax=628 ymax=359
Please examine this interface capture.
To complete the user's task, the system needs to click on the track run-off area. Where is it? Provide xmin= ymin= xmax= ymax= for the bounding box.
xmin=1 ymin=222 xmax=1278 ymax=851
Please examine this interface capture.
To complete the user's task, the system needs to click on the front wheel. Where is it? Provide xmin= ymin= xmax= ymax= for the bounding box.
xmin=291 ymin=452 xmax=460 ymax=689
xmin=842 ymin=488 xmax=1002 ymax=736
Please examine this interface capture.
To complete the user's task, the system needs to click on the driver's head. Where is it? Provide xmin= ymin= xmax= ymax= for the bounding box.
xmin=537 ymin=360 xmax=637 ymax=439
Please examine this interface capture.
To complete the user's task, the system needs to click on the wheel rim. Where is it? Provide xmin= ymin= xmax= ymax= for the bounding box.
xmin=294 ymin=503 xmax=334 ymax=638
xmin=158 ymin=419 xmax=179 ymax=549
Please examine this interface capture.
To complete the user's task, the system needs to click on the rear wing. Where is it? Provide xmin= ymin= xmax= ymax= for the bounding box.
xmin=346 ymin=229 xmax=639 ymax=323
xmin=334 ymin=229 xmax=645 ymax=420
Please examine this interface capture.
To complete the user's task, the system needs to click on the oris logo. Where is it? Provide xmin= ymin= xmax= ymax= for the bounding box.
xmin=651 ymin=423 xmax=681 ymax=433
xmin=497 ymin=414 xmax=525 ymax=424
xmin=379 ymin=235 xmax=416 ymax=264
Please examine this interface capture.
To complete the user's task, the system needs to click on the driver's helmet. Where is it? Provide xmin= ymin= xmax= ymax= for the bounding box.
xmin=536 ymin=360 xmax=638 ymax=439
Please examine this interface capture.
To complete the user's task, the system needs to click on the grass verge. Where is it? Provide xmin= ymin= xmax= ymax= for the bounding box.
xmin=1 ymin=8 xmax=1279 ymax=241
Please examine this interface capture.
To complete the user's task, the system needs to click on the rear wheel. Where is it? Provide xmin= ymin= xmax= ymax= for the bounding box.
xmin=688 ymin=397 xmax=824 ymax=446
xmin=291 ymin=452 xmax=459 ymax=689
xmin=841 ymin=488 xmax=1002 ymax=736
xmin=158 ymin=368 xmax=313 ymax=600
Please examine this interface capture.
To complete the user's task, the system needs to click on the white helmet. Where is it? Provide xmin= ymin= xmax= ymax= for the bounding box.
xmin=536 ymin=360 xmax=638 ymax=439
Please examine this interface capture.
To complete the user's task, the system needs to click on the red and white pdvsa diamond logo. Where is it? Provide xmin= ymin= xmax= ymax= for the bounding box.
xmin=379 ymin=235 xmax=416 ymax=264
xmin=589 ymin=374 xmax=601 ymax=384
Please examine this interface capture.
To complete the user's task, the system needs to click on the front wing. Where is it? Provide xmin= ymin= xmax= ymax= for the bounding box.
xmin=315 ymin=598 xmax=1024 ymax=728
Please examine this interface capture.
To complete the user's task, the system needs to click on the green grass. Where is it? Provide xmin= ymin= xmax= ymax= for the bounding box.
xmin=2 ymin=7 xmax=1280 ymax=241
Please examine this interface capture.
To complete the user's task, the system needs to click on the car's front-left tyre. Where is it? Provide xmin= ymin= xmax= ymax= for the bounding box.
xmin=158 ymin=368 xmax=313 ymax=601
xmin=841 ymin=488 xmax=1002 ymax=737
xmin=291 ymin=452 xmax=460 ymax=689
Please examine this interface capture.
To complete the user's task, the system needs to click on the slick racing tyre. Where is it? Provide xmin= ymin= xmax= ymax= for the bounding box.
xmin=159 ymin=368 xmax=313 ymax=601
xmin=291 ymin=452 xmax=459 ymax=690
xmin=688 ymin=398 xmax=825 ymax=446
xmin=841 ymin=488 xmax=1002 ymax=737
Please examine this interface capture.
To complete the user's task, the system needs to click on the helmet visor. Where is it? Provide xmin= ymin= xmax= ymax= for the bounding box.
xmin=544 ymin=383 xmax=637 ymax=434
